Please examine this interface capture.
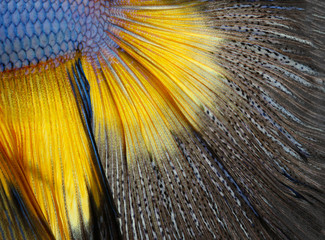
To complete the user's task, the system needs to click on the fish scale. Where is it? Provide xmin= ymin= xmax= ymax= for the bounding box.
xmin=0 ymin=0 xmax=105 ymax=71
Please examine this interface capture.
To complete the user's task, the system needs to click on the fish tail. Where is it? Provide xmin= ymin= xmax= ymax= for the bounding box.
xmin=1 ymin=0 xmax=324 ymax=239
xmin=0 ymin=58 xmax=121 ymax=239
xmin=82 ymin=0 xmax=325 ymax=239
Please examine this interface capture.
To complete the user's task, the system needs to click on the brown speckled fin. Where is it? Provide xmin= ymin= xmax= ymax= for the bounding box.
xmin=84 ymin=1 xmax=325 ymax=239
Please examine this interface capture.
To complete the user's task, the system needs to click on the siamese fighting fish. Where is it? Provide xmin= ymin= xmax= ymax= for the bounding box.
xmin=0 ymin=0 xmax=324 ymax=239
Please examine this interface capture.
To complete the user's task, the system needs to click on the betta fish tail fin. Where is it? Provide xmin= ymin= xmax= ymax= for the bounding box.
xmin=0 ymin=59 xmax=121 ymax=239
xmin=0 ymin=108 xmax=54 ymax=239
xmin=81 ymin=0 xmax=325 ymax=239
xmin=1 ymin=0 xmax=324 ymax=239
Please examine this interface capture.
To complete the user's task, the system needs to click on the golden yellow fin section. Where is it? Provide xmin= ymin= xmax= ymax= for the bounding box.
xmin=87 ymin=0 xmax=226 ymax=161
xmin=0 ymin=108 xmax=54 ymax=240
xmin=0 ymin=61 xmax=113 ymax=239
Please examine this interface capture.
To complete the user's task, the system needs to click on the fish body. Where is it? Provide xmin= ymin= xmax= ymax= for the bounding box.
xmin=0 ymin=0 xmax=109 ymax=71
xmin=0 ymin=0 xmax=325 ymax=239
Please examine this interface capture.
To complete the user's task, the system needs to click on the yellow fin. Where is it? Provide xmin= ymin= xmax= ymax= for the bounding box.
xmin=86 ymin=0 xmax=226 ymax=162
xmin=0 ymin=107 xmax=54 ymax=240
xmin=0 ymin=59 xmax=120 ymax=239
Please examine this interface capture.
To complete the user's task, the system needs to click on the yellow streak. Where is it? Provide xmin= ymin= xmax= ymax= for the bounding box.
xmin=89 ymin=1 xmax=227 ymax=162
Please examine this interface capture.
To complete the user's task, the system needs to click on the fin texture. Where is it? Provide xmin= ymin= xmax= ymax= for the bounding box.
xmin=0 ymin=61 xmax=120 ymax=239
xmin=0 ymin=0 xmax=324 ymax=239
xmin=83 ymin=1 xmax=325 ymax=239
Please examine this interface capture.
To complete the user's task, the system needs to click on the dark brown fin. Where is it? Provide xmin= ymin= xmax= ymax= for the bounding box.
xmin=84 ymin=0 xmax=325 ymax=239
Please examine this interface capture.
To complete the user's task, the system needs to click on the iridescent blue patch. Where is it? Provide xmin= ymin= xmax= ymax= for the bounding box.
xmin=0 ymin=0 xmax=108 ymax=71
